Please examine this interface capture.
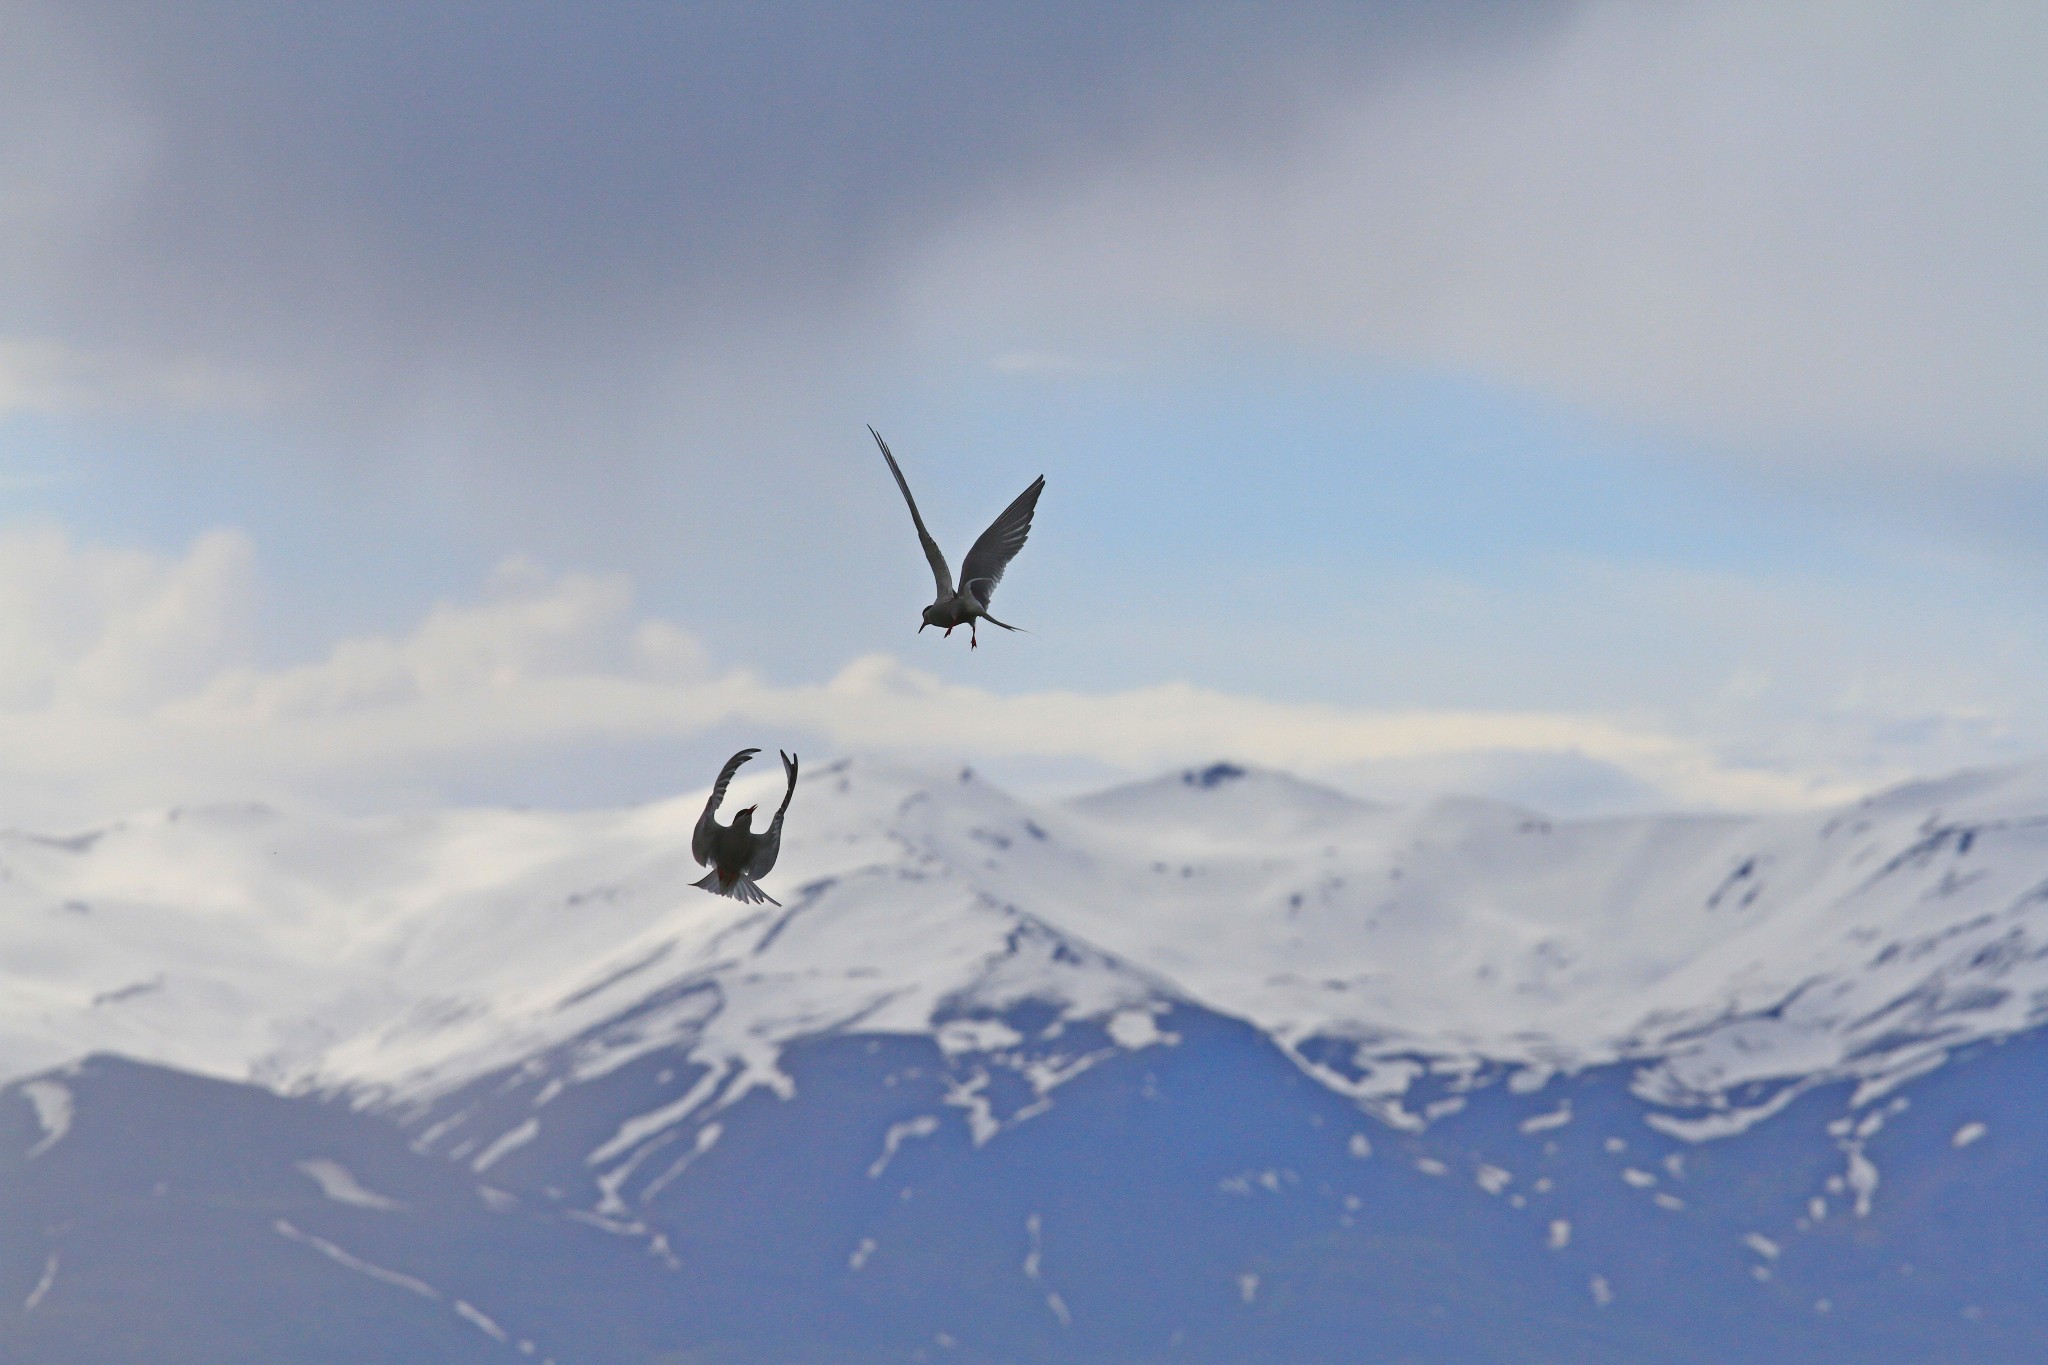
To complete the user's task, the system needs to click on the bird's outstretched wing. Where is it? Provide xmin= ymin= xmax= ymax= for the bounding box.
xmin=692 ymin=748 xmax=758 ymax=866
xmin=746 ymin=750 xmax=799 ymax=879
xmin=958 ymin=475 xmax=1044 ymax=608
xmin=872 ymin=426 xmax=953 ymax=599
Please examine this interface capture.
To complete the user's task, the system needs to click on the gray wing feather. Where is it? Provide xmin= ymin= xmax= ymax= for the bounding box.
xmin=871 ymin=427 xmax=953 ymax=599
xmin=745 ymin=751 xmax=799 ymax=878
xmin=692 ymin=748 xmax=758 ymax=866
xmin=958 ymin=475 xmax=1044 ymax=607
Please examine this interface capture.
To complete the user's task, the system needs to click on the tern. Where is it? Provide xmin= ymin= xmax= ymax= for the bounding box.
xmin=691 ymin=747 xmax=798 ymax=906
xmin=871 ymin=425 xmax=1044 ymax=648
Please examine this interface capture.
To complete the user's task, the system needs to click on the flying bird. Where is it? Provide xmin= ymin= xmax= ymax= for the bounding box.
xmin=871 ymin=425 xmax=1044 ymax=648
xmin=691 ymin=747 xmax=799 ymax=906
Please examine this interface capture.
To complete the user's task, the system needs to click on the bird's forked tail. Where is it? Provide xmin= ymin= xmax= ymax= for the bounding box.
xmin=692 ymin=869 xmax=781 ymax=906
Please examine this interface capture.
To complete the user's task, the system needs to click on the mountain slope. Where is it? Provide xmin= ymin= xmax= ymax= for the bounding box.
xmin=6 ymin=759 xmax=2048 ymax=1360
xmin=8 ymin=1010 xmax=2047 ymax=1363
xmin=8 ymin=759 xmax=2048 ymax=1130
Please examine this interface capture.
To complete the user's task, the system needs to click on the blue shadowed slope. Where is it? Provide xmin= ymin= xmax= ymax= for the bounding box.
xmin=6 ymin=1003 xmax=2048 ymax=1362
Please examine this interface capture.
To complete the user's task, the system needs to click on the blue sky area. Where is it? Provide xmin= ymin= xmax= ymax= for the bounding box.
xmin=0 ymin=1 xmax=2041 ymax=820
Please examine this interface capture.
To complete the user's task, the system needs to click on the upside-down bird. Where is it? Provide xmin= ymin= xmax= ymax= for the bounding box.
xmin=871 ymin=425 xmax=1044 ymax=648
xmin=691 ymin=747 xmax=798 ymax=905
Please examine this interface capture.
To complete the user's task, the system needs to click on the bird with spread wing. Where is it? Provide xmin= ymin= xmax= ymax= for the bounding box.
xmin=871 ymin=426 xmax=1044 ymax=648
xmin=691 ymin=747 xmax=798 ymax=905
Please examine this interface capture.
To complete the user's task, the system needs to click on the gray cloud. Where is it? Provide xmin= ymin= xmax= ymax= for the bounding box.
xmin=0 ymin=0 xmax=1577 ymax=633
xmin=0 ymin=3 xmax=1542 ymax=420
xmin=6 ymin=1 xmax=2038 ymax=479
xmin=906 ymin=0 xmax=2048 ymax=471
xmin=4 ymin=0 xmax=2043 ymax=723
xmin=0 ymin=0 xmax=1603 ymax=691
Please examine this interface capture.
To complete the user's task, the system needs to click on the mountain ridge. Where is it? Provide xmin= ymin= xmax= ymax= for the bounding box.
xmin=10 ymin=759 xmax=2048 ymax=1360
xmin=5 ymin=757 xmax=2048 ymax=1146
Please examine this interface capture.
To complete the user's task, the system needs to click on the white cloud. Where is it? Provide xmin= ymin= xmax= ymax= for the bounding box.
xmin=184 ymin=556 xmax=706 ymax=723
xmin=0 ymin=525 xmax=254 ymax=709
xmin=798 ymin=655 xmax=1853 ymax=810
xmin=0 ymin=525 xmax=2027 ymax=827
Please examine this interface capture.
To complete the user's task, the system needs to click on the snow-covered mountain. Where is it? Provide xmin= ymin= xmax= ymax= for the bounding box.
xmin=6 ymin=758 xmax=2048 ymax=1362
xmin=10 ymin=756 xmax=2047 ymax=1133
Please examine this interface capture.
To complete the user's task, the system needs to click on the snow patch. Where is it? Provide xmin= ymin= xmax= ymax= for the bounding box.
xmin=20 ymin=1081 xmax=72 ymax=1158
xmin=639 ymin=1121 xmax=723 ymax=1203
xmin=22 ymin=1254 xmax=56 ymax=1312
xmin=936 ymin=1018 xmax=1023 ymax=1056
xmin=274 ymin=1219 xmax=440 ymax=1300
xmin=587 ymin=1062 xmax=730 ymax=1167
xmin=297 ymin=1158 xmax=404 ymax=1211
xmin=471 ymin=1119 xmax=539 ymax=1173
xmin=1219 ymin=1168 xmax=1294 ymax=1195
xmin=943 ymin=1070 xmax=1002 ymax=1147
xmin=868 ymin=1115 xmax=941 ymax=1180
xmin=1845 ymin=1146 xmax=1880 ymax=1216
xmin=454 ymin=1301 xmax=510 ymax=1343
xmin=1105 ymin=1008 xmax=1177 ymax=1050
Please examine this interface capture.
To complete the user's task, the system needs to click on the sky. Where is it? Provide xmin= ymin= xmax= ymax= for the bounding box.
xmin=0 ymin=0 xmax=2043 ymax=825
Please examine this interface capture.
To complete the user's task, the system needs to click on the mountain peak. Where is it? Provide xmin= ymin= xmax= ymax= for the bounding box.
xmin=3 ymin=756 xmax=2048 ymax=1155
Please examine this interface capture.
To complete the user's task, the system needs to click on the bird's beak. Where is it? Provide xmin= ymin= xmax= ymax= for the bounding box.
xmin=917 ymin=622 xmax=928 ymax=633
